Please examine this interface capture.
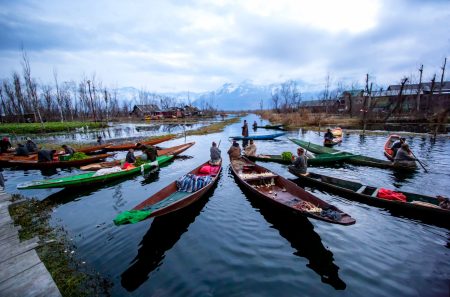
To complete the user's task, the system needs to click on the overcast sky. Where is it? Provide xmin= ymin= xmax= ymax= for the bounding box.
xmin=0 ymin=0 xmax=449 ymax=92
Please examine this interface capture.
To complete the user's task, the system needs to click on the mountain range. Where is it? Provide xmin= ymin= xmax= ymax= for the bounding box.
xmin=115 ymin=80 xmax=324 ymax=111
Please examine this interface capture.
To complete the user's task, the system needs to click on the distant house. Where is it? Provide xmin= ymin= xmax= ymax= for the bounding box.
xmin=162 ymin=107 xmax=184 ymax=118
xmin=130 ymin=105 xmax=162 ymax=118
xmin=386 ymin=81 xmax=450 ymax=95
xmin=183 ymin=105 xmax=202 ymax=116
xmin=298 ymin=99 xmax=343 ymax=113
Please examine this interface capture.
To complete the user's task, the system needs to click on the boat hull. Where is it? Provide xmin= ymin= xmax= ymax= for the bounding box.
xmin=104 ymin=135 xmax=175 ymax=151
xmin=288 ymin=168 xmax=449 ymax=227
xmin=230 ymin=157 xmax=355 ymax=225
xmin=231 ymin=132 xmax=286 ymax=140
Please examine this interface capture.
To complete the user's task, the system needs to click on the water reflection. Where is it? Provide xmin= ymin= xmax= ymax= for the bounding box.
xmin=120 ymin=181 xmax=218 ymax=292
xmin=232 ymin=172 xmax=346 ymax=290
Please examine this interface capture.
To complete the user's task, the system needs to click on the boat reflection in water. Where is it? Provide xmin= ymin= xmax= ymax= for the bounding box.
xmin=120 ymin=180 xmax=218 ymax=292
xmin=236 ymin=177 xmax=346 ymax=290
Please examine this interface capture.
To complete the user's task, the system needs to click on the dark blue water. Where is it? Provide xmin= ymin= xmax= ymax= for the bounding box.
xmin=3 ymin=115 xmax=449 ymax=297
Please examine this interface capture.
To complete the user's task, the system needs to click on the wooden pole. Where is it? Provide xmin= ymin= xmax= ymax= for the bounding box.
xmin=439 ymin=58 xmax=446 ymax=95
xmin=417 ymin=64 xmax=423 ymax=112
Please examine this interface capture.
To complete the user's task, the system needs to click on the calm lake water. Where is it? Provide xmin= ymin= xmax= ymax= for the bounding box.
xmin=3 ymin=115 xmax=450 ymax=297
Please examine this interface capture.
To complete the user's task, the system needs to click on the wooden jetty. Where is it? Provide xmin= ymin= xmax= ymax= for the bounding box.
xmin=0 ymin=189 xmax=61 ymax=296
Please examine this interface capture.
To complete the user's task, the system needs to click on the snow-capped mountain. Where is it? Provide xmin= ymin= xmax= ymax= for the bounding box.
xmin=114 ymin=80 xmax=323 ymax=110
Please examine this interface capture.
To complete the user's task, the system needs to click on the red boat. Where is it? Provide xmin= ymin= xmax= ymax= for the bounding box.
xmin=384 ymin=134 xmax=401 ymax=161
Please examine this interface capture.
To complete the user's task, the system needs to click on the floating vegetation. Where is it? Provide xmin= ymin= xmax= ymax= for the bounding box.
xmin=8 ymin=195 xmax=112 ymax=296
xmin=0 ymin=122 xmax=106 ymax=134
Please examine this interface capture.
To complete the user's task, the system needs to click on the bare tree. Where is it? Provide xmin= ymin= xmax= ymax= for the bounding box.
xmin=22 ymin=52 xmax=44 ymax=125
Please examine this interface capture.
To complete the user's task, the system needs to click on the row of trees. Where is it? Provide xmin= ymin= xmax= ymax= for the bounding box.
xmin=0 ymin=52 xmax=213 ymax=123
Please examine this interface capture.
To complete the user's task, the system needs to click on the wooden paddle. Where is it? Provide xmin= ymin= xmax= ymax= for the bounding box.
xmin=410 ymin=150 xmax=428 ymax=172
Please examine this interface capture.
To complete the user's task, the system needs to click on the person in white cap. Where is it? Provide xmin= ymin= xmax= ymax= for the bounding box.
xmin=25 ymin=137 xmax=38 ymax=152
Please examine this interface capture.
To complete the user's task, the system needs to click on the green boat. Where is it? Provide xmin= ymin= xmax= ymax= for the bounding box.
xmin=289 ymin=138 xmax=416 ymax=171
xmin=247 ymin=152 xmax=354 ymax=165
xmin=17 ymin=155 xmax=174 ymax=189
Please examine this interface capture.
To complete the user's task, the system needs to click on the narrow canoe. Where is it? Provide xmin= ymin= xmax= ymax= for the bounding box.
xmin=384 ymin=134 xmax=401 ymax=161
xmin=289 ymin=138 xmax=416 ymax=171
xmin=4 ymin=153 xmax=113 ymax=169
xmin=17 ymin=155 xmax=174 ymax=189
xmin=229 ymin=156 xmax=355 ymax=225
xmin=114 ymin=160 xmax=222 ymax=224
xmin=104 ymin=135 xmax=175 ymax=151
xmin=256 ymin=124 xmax=285 ymax=130
xmin=79 ymin=142 xmax=195 ymax=171
xmin=231 ymin=132 xmax=286 ymax=140
xmin=288 ymin=168 xmax=449 ymax=227
xmin=324 ymin=137 xmax=342 ymax=147
xmin=247 ymin=152 xmax=354 ymax=165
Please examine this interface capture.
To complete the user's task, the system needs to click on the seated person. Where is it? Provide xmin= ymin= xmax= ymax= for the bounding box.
xmin=210 ymin=141 xmax=221 ymax=164
xmin=137 ymin=143 xmax=157 ymax=162
xmin=292 ymin=147 xmax=308 ymax=174
xmin=437 ymin=196 xmax=449 ymax=210
xmin=37 ymin=149 xmax=56 ymax=162
xmin=25 ymin=137 xmax=38 ymax=153
xmin=324 ymin=128 xmax=333 ymax=141
xmin=243 ymin=139 xmax=257 ymax=157
xmin=61 ymin=144 xmax=76 ymax=156
xmin=394 ymin=143 xmax=415 ymax=162
xmin=391 ymin=137 xmax=406 ymax=157
xmin=15 ymin=143 xmax=29 ymax=156
xmin=125 ymin=148 xmax=136 ymax=164
xmin=0 ymin=137 xmax=12 ymax=153
xmin=227 ymin=141 xmax=241 ymax=160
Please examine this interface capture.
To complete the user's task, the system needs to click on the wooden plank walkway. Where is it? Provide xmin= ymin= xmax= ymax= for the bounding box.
xmin=0 ymin=189 xmax=61 ymax=297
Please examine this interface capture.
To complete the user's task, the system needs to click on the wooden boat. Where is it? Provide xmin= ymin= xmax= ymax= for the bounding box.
xmin=80 ymin=142 xmax=195 ymax=171
xmin=289 ymin=138 xmax=416 ymax=171
xmin=229 ymin=156 xmax=355 ymax=225
xmin=231 ymin=132 xmax=286 ymax=140
xmin=288 ymin=169 xmax=449 ymax=226
xmin=247 ymin=152 xmax=354 ymax=165
xmin=384 ymin=134 xmax=401 ymax=161
xmin=113 ymin=160 xmax=222 ymax=224
xmin=256 ymin=124 xmax=285 ymax=130
xmin=17 ymin=155 xmax=174 ymax=189
xmin=331 ymin=127 xmax=343 ymax=137
xmin=324 ymin=137 xmax=342 ymax=147
xmin=4 ymin=153 xmax=113 ymax=169
xmin=104 ymin=135 xmax=175 ymax=151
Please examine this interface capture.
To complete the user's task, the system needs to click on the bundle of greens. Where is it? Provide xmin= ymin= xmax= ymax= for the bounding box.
xmin=281 ymin=151 xmax=293 ymax=161
xmin=69 ymin=152 xmax=88 ymax=161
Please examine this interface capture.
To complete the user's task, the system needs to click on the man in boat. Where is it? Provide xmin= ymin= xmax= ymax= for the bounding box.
xmin=0 ymin=137 xmax=12 ymax=154
xmin=125 ymin=149 xmax=136 ymax=164
xmin=243 ymin=139 xmax=257 ymax=157
xmin=37 ymin=149 xmax=56 ymax=162
xmin=61 ymin=144 xmax=76 ymax=156
xmin=242 ymin=120 xmax=249 ymax=147
xmin=97 ymin=136 xmax=104 ymax=145
xmin=324 ymin=128 xmax=334 ymax=143
xmin=252 ymin=121 xmax=257 ymax=130
xmin=210 ymin=141 xmax=221 ymax=165
xmin=391 ymin=137 xmax=406 ymax=157
xmin=227 ymin=140 xmax=241 ymax=160
xmin=15 ymin=143 xmax=29 ymax=156
xmin=394 ymin=143 xmax=415 ymax=162
xmin=137 ymin=143 xmax=157 ymax=162
xmin=292 ymin=147 xmax=308 ymax=174
xmin=25 ymin=137 xmax=38 ymax=153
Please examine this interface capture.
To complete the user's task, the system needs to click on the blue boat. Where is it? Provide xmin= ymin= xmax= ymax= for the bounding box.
xmin=231 ymin=132 xmax=286 ymax=140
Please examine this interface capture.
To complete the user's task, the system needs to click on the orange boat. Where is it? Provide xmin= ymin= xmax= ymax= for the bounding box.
xmin=331 ymin=127 xmax=343 ymax=137
xmin=80 ymin=142 xmax=195 ymax=171
xmin=2 ymin=153 xmax=113 ymax=169
xmin=384 ymin=134 xmax=401 ymax=161
xmin=104 ymin=135 xmax=175 ymax=151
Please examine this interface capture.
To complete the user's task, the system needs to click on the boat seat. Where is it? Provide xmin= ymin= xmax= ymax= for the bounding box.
xmin=356 ymin=185 xmax=367 ymax=194
xmin=371 ymin=188 xmax=380 ymax=197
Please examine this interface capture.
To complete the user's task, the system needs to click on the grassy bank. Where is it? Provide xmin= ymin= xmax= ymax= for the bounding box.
xmin=0 ymin=122 xmax=106 ymax=134
xmin=257 ymin=110 xmax=361 ymax=129
xmin=185 ymin=117 xmax=241 ymax=136
xmin=9 ymin=195 xmax=112 ymax=296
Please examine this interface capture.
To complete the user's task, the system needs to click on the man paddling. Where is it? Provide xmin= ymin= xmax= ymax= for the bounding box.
xmin=292 ymin=147 xmax=308 ymax=175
